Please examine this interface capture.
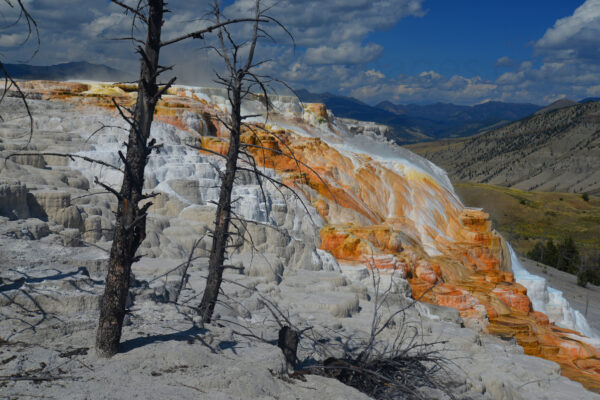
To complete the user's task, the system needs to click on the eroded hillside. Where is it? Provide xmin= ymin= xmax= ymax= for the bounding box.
xmin=406 ymin=101 xmax=600 ymax=195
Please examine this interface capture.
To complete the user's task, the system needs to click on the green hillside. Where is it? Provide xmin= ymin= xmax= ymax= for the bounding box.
xmin=454 ymin=183 xmax=600 ymax=259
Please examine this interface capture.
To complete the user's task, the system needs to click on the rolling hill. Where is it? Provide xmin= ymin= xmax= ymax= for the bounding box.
xmin=406 ymin=101 xmax=600 ymax=195
xmin=454 ymin=182 xmax=600 ymax=258
xmin=534 ymin=98 xmax=578 ymax=114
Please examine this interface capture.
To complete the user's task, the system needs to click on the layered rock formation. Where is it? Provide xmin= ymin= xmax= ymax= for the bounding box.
xmin=4 ymin=80 xmax=600 ymax=393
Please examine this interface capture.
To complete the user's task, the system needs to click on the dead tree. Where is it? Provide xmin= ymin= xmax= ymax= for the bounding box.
xmin=0 ymin=0 xmax=39 ymax=146
xmin=313 ymin=266 xmax=452 ymax=400
xmin=196 ymin=0 xmax=299 ymax=322
xmin=96 ymin=0 xmax=272 ymax=357
xmin=194 ymin=0 xmax=335 ymax=324
xmin=95 ymin=0 xmax=168 ymax=358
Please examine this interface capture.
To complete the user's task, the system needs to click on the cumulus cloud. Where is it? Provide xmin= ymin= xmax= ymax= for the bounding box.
xmin=0 ymin=1 xmax=235 ymax=84
xmin=487 ymin=0 xmax=600 ymax=104
xmin=535 ymin=0 xmax=600 ymax=62
xmin=209 ymin=0 xmax=600 ymax=104
xmin=0 ymin=0 xmax=427 ymax=91
xmin=224 ymin=0 xmax=425 ymax=48
xmin=220 ymin=0 xmax=426 ymax=91
xmin=3 ymin=0 xmax=598 ymax=105
xmin=495 ymin=56 xmax=515 ymax=68
xmin=0 ymin=33 xmax=28 ymax=47
xmin=304 ymin=42 xmax=382 ymax=65
xmin=350 ymin=72 xmax=498 ymax=104
xmin=348 ymin=0 xmax=600 ymax=105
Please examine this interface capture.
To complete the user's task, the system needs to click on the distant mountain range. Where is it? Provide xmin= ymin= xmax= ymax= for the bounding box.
xmin=297 ymin=89 xmax=543 ymax=143
xmin=376 ymin=99 xmax=540 ymax=122
xmin=2 ymin=61 xmax=132 ymax=82
xmin=406 ymin=100 xmax=600 ymax=195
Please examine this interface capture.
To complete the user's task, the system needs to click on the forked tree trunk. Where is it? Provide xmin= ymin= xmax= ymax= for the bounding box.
xmin=197 ymin=83 xmax=242 ymax=323
xmin=95 ymin=0 xmax=164 ymax=357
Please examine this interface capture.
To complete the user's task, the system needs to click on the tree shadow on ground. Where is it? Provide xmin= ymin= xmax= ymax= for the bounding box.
xmin=119 ymin=325 xmax=214 ymax=354
xmin=0 ymin=266 xmax=102 ymax=293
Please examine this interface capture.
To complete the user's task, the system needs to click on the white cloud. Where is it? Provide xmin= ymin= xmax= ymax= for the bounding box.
xmin=3 ymin=0 xmax=598 ymax=106
xmin=0 ymin=33 xmax=28 ymax=47
xmin=224 ymin=0 xmax=425 ymax=48
xmin=418 ymin=70 xmax=443 ymax=80
xmin=495 ymin=56 xmax=515 ymax=68
xmin=304 ymin=42 xmax=382 ymax=65
xmin=365 ymin=69 xmax=385 ymax=80
xmin=286 ymin=0 xmax=600 ymax=104
xmin=535 ymin=0 xmax=600 ymax=62
xmin=587 ymin=85 xmax=600 ymax=96
xmin=349 ymin=71 xmax=498 ymax=104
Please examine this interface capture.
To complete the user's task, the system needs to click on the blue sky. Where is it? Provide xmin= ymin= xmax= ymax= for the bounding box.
xmin=1 ymin=0 xmax=598 ymax=105
xmin=369 ymin=1 xmax=585 ymax=81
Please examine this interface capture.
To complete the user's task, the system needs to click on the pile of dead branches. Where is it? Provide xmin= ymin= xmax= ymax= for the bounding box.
xmin=309 ymin=265 xmax=455 ymax=400
xmin=318 ymin=335 xmax=451 ymax=400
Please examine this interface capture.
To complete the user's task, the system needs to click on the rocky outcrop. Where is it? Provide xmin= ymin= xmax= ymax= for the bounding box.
xmin=0 ymin=217 xmax=50 ymax=239
xmin=31 ymin=191 xmax=71 ymax=218
xmin=0 ymin=181 xmax=30 ymax=219
xmin=3 ymin=80 xmax=600 ymax=394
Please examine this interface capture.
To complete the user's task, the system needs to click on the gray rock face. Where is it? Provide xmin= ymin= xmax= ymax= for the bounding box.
xmin=0 ymin=217 xmax=50 ymax=239
xmin=165 ymin=179 xmax=203 ymax=204
xmin=67 ymin=175 xmax=90 ymax=190
xmin=61 ymin=228 xmax=82 ymax=247
xmin=83 ymin=215 xmax=104 ymax=242
xmin=23 ymin=218 xmax=51 ymax=239
xmin=32 ymin=191 xmax=71 ymax=217
xmin=10 ymin=153 xmax=47 ymax=168
xmin=0 ymin=181 xmax=30 ymax=219
xmin=54 ymin=205 xmax=84 ymax=230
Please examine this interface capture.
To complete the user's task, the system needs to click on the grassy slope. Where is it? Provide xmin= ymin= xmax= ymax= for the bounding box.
xmin=453 ymin=183 xmax=600 ymax=257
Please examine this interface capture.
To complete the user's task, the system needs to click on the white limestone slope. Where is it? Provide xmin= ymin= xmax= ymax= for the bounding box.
xmin=509 ymin=245 xmax=600 ymax=342
xmin=70 ymin=85 xmax=600 ymax=342
xmin=2 ymin=92 xmax=600 ymax=399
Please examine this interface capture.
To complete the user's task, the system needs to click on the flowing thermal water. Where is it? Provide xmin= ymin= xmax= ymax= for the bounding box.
xmin=509 ymin=245 xmax=599 ymax=341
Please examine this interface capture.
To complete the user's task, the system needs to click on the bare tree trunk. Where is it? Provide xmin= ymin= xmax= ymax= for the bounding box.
xmin=195 ymin=0 xmax=298 ymax=323
xmin=95 ymin=0 xmax=164 ymax=357
xmin=198 ymin=83 xmax=242 ymax=323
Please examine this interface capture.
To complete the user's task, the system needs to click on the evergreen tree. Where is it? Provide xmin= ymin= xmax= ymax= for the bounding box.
xmin=557 ymin=236 xmax=580 ymax=274
xmin=542 ymin=239 xmax=559 ymax=267
xmin=527 ymin=242 xmax=545 ymax=262
xmin=582 ymin=193 xmax=590 ymax=202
